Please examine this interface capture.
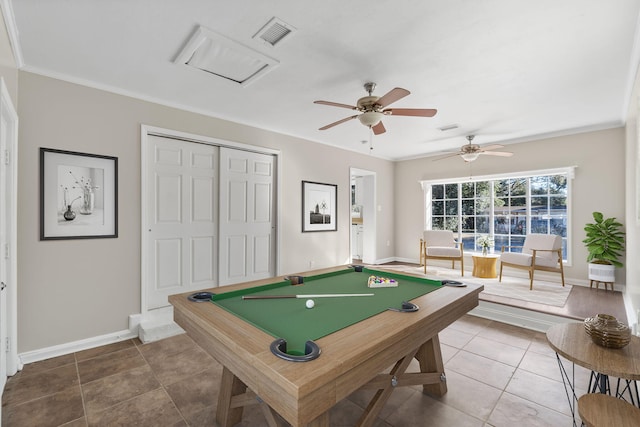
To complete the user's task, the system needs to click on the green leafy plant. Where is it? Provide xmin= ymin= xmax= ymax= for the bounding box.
xmin=583 ymin=211 xmax=625 ymax=267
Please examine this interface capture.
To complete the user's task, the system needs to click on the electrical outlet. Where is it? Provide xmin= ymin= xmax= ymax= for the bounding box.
xmin=309 ymin=260 xmax=315 ymax=268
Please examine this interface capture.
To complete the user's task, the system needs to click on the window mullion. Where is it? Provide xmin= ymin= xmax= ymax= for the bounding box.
xmin=526 ymin=177 xmax=531 ymax=234
xmin=489 ymin=181 xmax=495 ymax=237
xmin=458 ymin=183 xmax=463 ymax=242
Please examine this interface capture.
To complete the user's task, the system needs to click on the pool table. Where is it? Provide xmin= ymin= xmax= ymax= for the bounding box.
xmin=169 ymin=266 xmax=483 ymax=427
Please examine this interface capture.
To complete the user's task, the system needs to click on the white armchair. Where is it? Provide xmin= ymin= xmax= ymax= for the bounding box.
xmin=499 ymin=233 xmax=565 ymax=290
xmin=420 ymin=230 xmax=464 ymax=275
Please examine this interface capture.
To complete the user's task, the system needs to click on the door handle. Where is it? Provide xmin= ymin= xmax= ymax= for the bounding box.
xmin=0 ymin=282 xmax=5 ymax=290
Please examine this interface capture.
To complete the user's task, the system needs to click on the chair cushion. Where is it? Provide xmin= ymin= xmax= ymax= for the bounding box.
xmin=501 ymin=252 xmax=532 ymax=266
xmin=500 ymin=234 xmax=562 ymax=268
xmin=531 ymin=255 xmax=559 ymax=268
xmin=423 ymin=230 xmax=456 ymax=248
xmin=523 ymin=234 xmax=562 ymax=261
xmin=426 ymin=246 xmax=461 ymax=257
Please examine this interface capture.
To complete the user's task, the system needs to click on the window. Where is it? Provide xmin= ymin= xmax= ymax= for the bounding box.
xmin=423 ymin=168 xmax=573 ymax=262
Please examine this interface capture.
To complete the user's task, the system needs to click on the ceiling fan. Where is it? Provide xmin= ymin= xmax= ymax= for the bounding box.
xmin=435 ymin=135 xmax=514 ymax=162
xmin=314 ymin=82 xmax=437 ymax=135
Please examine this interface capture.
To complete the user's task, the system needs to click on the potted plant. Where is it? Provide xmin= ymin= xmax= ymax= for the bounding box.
xmin=583 ymin=211 xmax=625 ymax=283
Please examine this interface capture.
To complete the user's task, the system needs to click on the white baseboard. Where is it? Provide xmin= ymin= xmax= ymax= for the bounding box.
xmin=19 ymin=328 xmax=138 ymax=366
xmin=18 ymin=307 xmax=187 ymax=366
xmin=372 ymin=256 xmax=396 ymax=265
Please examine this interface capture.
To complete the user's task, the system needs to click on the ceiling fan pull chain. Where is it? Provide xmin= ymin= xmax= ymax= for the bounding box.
xmin=369 ymin=127 xmax=374 ymax=154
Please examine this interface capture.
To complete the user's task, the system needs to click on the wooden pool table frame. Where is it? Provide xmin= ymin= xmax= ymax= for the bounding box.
xmin=169 ymin=266 xmax=483 ymax=427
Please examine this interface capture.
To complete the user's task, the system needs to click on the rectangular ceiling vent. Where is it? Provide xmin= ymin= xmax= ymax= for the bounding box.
xmin=253 ymin=17 xmax=296 ymax=47
xmin=175 ymin=26 xmax=279 ymax=87
xmin=438 ymin=124 xmax=459 ymax=132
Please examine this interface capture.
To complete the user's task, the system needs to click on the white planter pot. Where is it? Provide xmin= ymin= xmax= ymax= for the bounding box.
xmin=588 ymin=262 xmax=615 ymax=282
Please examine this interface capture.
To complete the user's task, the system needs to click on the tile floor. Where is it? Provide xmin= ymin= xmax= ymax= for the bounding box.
xmin=2 ymin=314 xmax=613 ymax=426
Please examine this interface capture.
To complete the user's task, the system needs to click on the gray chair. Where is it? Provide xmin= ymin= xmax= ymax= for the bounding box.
xmin=499 ymin=233 xmax=565 ymax=290
xmin=420 ymin=230 xmax=464 ymax=275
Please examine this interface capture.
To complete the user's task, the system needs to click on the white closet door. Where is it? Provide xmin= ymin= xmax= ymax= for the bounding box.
xmin=218 ymin=147 xmax=275 ymax=285
xmin=146 ymin=135 xmax=218 ymax=309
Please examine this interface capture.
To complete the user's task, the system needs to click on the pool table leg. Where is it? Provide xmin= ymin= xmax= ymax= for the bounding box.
xmin=217 ymin=367 xmax=247 ymax=427
xmin=357 ymin=347 xmax=421 ymax=427
xmin=217 ymin=367 xmax=289 ymax=427
xmin=308 ymin=412 xmax=330 ymax=427
xmin=417 ymin=334 xmax=447 ymax=396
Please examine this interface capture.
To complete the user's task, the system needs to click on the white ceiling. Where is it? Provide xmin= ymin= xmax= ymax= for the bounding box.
xmin=7 ymin=0 xmax=640 ymax=160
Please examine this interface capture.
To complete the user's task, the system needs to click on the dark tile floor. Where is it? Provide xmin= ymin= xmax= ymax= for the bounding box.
xmin=2 ymin=313 xmax=621 ymax=427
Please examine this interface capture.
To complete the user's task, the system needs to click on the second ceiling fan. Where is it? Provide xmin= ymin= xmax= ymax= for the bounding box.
xmin=435 ymin=135 xmax=514 ymax=162
xmin=314 ymin=82 xmax=437 ymax=135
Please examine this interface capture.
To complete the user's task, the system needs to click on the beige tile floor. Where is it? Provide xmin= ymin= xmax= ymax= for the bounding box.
xmin=1 ymin=315 xmax=616 ymax=426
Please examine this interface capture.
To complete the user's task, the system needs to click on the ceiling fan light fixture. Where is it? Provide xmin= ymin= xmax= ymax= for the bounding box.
xmin=358 ymin=111 xmax=384 ymax=127
xmin=460 ymin=152 xmax=480 ymax=162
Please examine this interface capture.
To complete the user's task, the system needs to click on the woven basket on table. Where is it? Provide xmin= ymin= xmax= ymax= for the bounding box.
xmin=584 ymin=314 xmax=631 ymax=349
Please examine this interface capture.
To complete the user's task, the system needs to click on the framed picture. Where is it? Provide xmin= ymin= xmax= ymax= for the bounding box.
xmin=40 ymin=148 xmax=118 ymax=240
xmin=302 ymin=180 xmax=337 ymax=232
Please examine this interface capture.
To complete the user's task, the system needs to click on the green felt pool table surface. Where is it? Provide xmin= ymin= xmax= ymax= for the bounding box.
xmin=210 ymin=267 xmax=442 ymax=354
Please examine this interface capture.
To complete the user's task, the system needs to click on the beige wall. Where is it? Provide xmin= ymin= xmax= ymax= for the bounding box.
xmin=394 ymin=127 xmax=626 ymax=283
xmin=17 ymin=71 xmax=396 ymax=353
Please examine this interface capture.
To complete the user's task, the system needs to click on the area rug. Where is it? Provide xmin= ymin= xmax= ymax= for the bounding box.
xmin=376 ymin=264 xmax=572 ymax=307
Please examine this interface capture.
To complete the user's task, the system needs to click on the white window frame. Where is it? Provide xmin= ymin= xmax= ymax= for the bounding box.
xmin=420 ymin=166 xmax=576 ymax=266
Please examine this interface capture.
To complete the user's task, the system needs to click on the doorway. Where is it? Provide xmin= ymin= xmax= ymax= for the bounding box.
xmin=350 ymin=168 xmax=376 ymax=264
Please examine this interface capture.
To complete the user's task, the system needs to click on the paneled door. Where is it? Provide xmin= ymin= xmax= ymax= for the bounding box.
xmin=146 ymin=135 xmax=218 ymax=309
xmin=218 ymin=147 xmax=275 ymax=285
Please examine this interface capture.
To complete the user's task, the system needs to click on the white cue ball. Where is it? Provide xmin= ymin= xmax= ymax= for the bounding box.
xmin=305 ymin=299 xmax=315 ymax=309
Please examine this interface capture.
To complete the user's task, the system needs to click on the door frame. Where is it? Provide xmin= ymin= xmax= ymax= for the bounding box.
xmin=140 ymin=124 xmax=281 ymax=315
xmin=0 ymin=78 xmax=19 ymax=380
xmin=350 ymin=167 xmax=376 ymax=264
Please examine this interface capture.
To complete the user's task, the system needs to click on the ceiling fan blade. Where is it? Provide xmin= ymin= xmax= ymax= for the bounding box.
xmin=384 ymin=108 xmax=437 ymax=117
xmin=371 ymin=121 xmax=386 ymax=135
xmin=375 ymin=87 xmax=410 ymax=108
xmin=314 ymin=100 xmax=358 ymax=110
xmin=478 ymin=144 xmax=505 ymax=151
xmin=480 ymin=151 xmax=513 ymax=157
xmin=318 ymin=115 xmax=359 ymax=130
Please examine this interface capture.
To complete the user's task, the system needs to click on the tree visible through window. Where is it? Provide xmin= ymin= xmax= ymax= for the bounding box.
xmin=427 ymin=172 xmax=569 ymax=260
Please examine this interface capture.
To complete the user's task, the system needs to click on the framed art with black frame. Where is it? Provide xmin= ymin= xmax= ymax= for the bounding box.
xmin=302 ymin=180 xmax=337 ymax=232
xmin=40 ymin=148 xmax=118 ymax=240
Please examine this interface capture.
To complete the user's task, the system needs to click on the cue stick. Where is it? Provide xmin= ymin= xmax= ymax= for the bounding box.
xmin=242 ymin=293 xmax=374 ymax=300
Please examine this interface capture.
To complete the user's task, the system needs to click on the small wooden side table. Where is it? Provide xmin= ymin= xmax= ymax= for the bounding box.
xmin=547 ymin=323 xmax=640 ymax=426
xmin=471 ymin=255 xmax=499 ymax=278
xmin=578 ymin=393 xmax=640 ymax=427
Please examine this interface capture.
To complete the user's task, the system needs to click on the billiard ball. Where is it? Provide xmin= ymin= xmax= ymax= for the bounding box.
xmin=305 ymin=299 xmax=315 ymax=309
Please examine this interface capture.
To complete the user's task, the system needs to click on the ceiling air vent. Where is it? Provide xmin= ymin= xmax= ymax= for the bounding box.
xmin=253 ymin=17 xmax=296 ymax=47
xmin=175 ymin=26 xmax=279 ymax=87
xmin=438 ymin=124 xmax=459 ymax=132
